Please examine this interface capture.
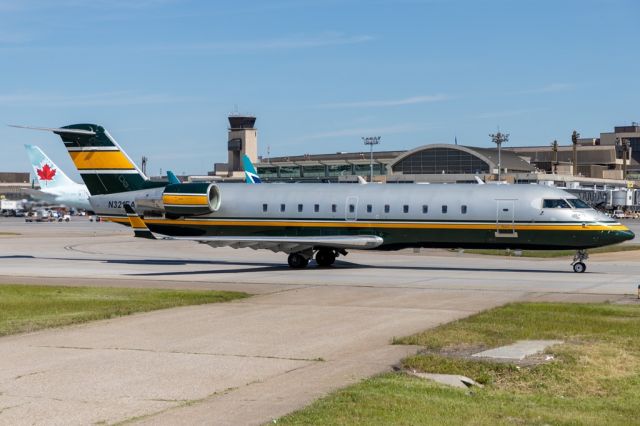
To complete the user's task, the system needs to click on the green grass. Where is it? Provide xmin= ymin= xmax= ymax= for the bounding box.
xmin=277 ymin=303 xmax=640 ymax=425
xmin=0 ymin=284 xmax=248 ymax=336
xmin=462 ymin=243 xmax=640 ymax=258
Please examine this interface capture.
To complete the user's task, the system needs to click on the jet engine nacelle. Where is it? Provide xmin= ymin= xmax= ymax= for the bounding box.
xmin=161 ymin=183 xmax=221 ymax=216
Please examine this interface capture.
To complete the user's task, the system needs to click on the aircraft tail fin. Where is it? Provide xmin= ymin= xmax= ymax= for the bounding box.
xmin=12 ymin=124 xmax=167 ymax=195
xmin=167 ymin=170 xmax=181 ymax=184
xmin=24 ymin=145 xmax=76 ymax=189
xmin=123 ymin=204 xmax=156 ymax=239
xmin=242 ymin=154 xmax=262 ymax=184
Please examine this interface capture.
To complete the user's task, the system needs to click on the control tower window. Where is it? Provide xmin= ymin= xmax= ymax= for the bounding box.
xmin=543 ymin=199 xmax=571 ymax=209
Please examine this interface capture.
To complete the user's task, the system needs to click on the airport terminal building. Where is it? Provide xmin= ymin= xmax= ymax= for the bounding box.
xmin=208 ymin=115 xmax=638 ymax=210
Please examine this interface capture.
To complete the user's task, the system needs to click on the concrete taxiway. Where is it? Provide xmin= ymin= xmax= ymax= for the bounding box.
xmin=0 ymin=218 xmax=638 ymax=425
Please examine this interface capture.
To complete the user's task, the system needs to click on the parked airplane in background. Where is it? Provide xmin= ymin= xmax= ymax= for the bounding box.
xmin=242 ymin=154 xmax=261 ymax=184
xmin=14 ymin=124 xmax=635 ymax=272
xmin=24 ymin=145 xmax=92 ymax=210
xmin=167 ymin=170 xmax=181 ymax=184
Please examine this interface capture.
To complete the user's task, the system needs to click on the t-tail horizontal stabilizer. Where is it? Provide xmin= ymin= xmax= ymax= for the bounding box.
xmin=123 ymin=204 xmax=156 ymax=239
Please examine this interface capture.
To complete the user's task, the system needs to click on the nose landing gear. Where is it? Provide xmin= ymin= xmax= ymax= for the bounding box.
xmin=572 ymin=249 xmax=588 ymax=273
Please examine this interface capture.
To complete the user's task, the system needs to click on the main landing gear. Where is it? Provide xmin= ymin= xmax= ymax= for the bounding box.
xmin=287 ymin=248 xmax=344 ymax=269
xmin=571 ymin=249 xmax=588 ymax=273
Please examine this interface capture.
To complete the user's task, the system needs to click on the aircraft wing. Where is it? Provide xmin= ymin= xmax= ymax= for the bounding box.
xmin=122 ymin=205 xmax=383 ymax=253
xmin=167 ymin=235 xmax=383 ymax=253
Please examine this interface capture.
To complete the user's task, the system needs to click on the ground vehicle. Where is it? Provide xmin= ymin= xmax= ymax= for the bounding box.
xmin=58 ymin=214 xmax=71 ymax=222
xmin=612 ymin=210 xmax=625 ymax=219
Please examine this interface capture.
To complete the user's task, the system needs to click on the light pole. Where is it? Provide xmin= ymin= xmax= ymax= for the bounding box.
xmin=490 ymin=131 xmax=509 ymax=181
xmin=362 ymin=136 xmax=381 ymax=182
xmin=571 ymin=130 xmax=580 ymax=176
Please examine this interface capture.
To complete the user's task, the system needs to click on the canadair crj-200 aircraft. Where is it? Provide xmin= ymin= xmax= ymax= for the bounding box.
xmin=13 ymin=123 xmax=634 ymax=272
xmin=24 ymin=144 xmax=92 ymax=210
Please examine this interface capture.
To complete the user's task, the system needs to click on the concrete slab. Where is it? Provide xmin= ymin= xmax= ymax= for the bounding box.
xmin=407 ymin=372 xmax=482 ymax=389
xmin=472 ymin=340 xmax=564 ymax=360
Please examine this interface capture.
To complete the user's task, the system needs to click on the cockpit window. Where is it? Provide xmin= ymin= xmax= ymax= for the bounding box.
xmin=566 ymin=198 xmax=590 ymax=209
xmin=543 ymin=199 xmax=571 ymax=209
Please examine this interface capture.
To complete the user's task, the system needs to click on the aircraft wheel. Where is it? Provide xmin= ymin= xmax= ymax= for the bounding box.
xmin=288 ymin=253 xmax=309 ymax=269
xmin=573 ymin=262 xmax=586 ymax=273
xmin=315 ymin=249 xmax=336 ymax=267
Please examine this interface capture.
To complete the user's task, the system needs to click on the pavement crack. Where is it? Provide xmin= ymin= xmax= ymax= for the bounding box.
xmin=30 ymin=345 xmax=323 ymax=362
xmin=0 ymin=402 xmax=27 ymax=416
xmin=13 ymin=370 xmax=46 ymax=381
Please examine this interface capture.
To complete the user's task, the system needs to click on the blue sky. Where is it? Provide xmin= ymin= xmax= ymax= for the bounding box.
xmin=0 ymin=0 xmax=638 ymax=179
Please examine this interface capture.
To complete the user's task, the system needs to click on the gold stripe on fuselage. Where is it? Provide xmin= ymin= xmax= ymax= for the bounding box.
xmin=162 ymin=194 xmax=209 ymax=206
xmin=104 ymin=216 xmax=629 ymax=232
xmin=69 ymin=151 xmax=134 ymax=170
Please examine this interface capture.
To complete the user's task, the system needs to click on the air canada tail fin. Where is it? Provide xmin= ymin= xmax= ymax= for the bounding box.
xmin=123 ymin=204 xmax=156 ymax=239
xmin=24 ymin=145 xmax=76 ymax=189
xmin=242 ymin=154 xmax=261 ymax=184
xmin=11 ymin=124 xmax=167 ymax=195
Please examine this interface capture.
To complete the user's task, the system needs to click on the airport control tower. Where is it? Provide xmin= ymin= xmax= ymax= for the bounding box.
xmin=227 ymin=115 xmax=258 ymax=173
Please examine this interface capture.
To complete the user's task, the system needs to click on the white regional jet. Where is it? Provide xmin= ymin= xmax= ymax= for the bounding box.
xmin=24 ymin=144 xmax=91 ymax=210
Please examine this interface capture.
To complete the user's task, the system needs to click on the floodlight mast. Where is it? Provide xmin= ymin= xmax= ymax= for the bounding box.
xmin=490 ymin=131 xmax=509 ymax=181
xmin=362 ymin=136 xmax=381 ymax=182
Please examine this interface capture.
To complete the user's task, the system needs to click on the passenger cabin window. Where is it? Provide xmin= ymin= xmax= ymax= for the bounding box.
xmin=262 ymin=203 xmax=268 ymax=212
xmin=567 ymin=198 xmax=590 ymax=209
xmin=280 ymin=204 xmax=286 ymax=212
xmin=442 ymin=205 xmax=447 ymax=214
xmin=314 ymin=204 xmax=320 ymax=212
xmin=298 ymin=204 xmax=303 ymax=212
xmin=349 ymin=204 xmax=355 ymax=213
xmin=403 ymin=205 xmax=409 ymax=213
xmin=331 ymin=204 xmax=337 ymax=213
xmin=461 ymin=205 xmax=467 ymax=214
xmin=366 ymin=204 xmax=372 ymax=213
xmin=422 ymin=205 xmax=428 ymax=214
xmin=384 ymin=204 xmax=390 ymax=213
xmin=543 ymin=199 xmax=571 ymax=209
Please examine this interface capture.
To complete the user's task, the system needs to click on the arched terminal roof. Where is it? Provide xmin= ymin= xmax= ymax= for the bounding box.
xmin=390 ymin=144 xmax=535 ymax=174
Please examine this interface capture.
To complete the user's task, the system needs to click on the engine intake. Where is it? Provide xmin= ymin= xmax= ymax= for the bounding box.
xmin=162 ymin=183 xmax=221 ymax=216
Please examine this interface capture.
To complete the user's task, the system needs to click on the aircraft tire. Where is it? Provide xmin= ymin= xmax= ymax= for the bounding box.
xmin=288 ymin=253 xmax=309 ymax=269
xmin=573 ymin=262 xmax=586 ymax=273
xmin=315 ymin=249 xmax=336 ymax=267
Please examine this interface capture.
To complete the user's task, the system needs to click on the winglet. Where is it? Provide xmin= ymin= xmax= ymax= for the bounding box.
xmin=123 ymin=204 xmax=156 ymax=239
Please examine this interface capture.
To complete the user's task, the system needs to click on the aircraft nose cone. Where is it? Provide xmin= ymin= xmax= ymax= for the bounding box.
xmin=620 ymin=229 xmax=635 ymax=242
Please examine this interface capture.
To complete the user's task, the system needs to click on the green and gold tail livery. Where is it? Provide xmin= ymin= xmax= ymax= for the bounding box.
xmin=54 ymin=124 xmax=166 ymax=195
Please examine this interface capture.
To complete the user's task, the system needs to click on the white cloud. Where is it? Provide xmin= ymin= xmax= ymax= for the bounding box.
xmin=513 ymin=83 xmax=574 ymax=95
xmin=473 ymin=107 xmax=547 ymax=119
xmin=154 ymin=33 xmax=374 ymax=53
xmin=318 ymin=94 xmax=450 ymax=108
xmin=300 ymin=123 xmax=423 ymax=140
xmin=0 ymin=91 xmax=195 ymax=107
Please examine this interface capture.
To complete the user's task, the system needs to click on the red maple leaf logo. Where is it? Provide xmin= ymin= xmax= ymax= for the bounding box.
xmin=37 ymin=164 xmax=57 ymax=181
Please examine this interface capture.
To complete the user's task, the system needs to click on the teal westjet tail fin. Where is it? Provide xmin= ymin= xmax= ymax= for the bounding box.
xmin=242 ymin=154 xmax=261 ymax=184
xmin=167 ymin=170 xmax=181 ymax=184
